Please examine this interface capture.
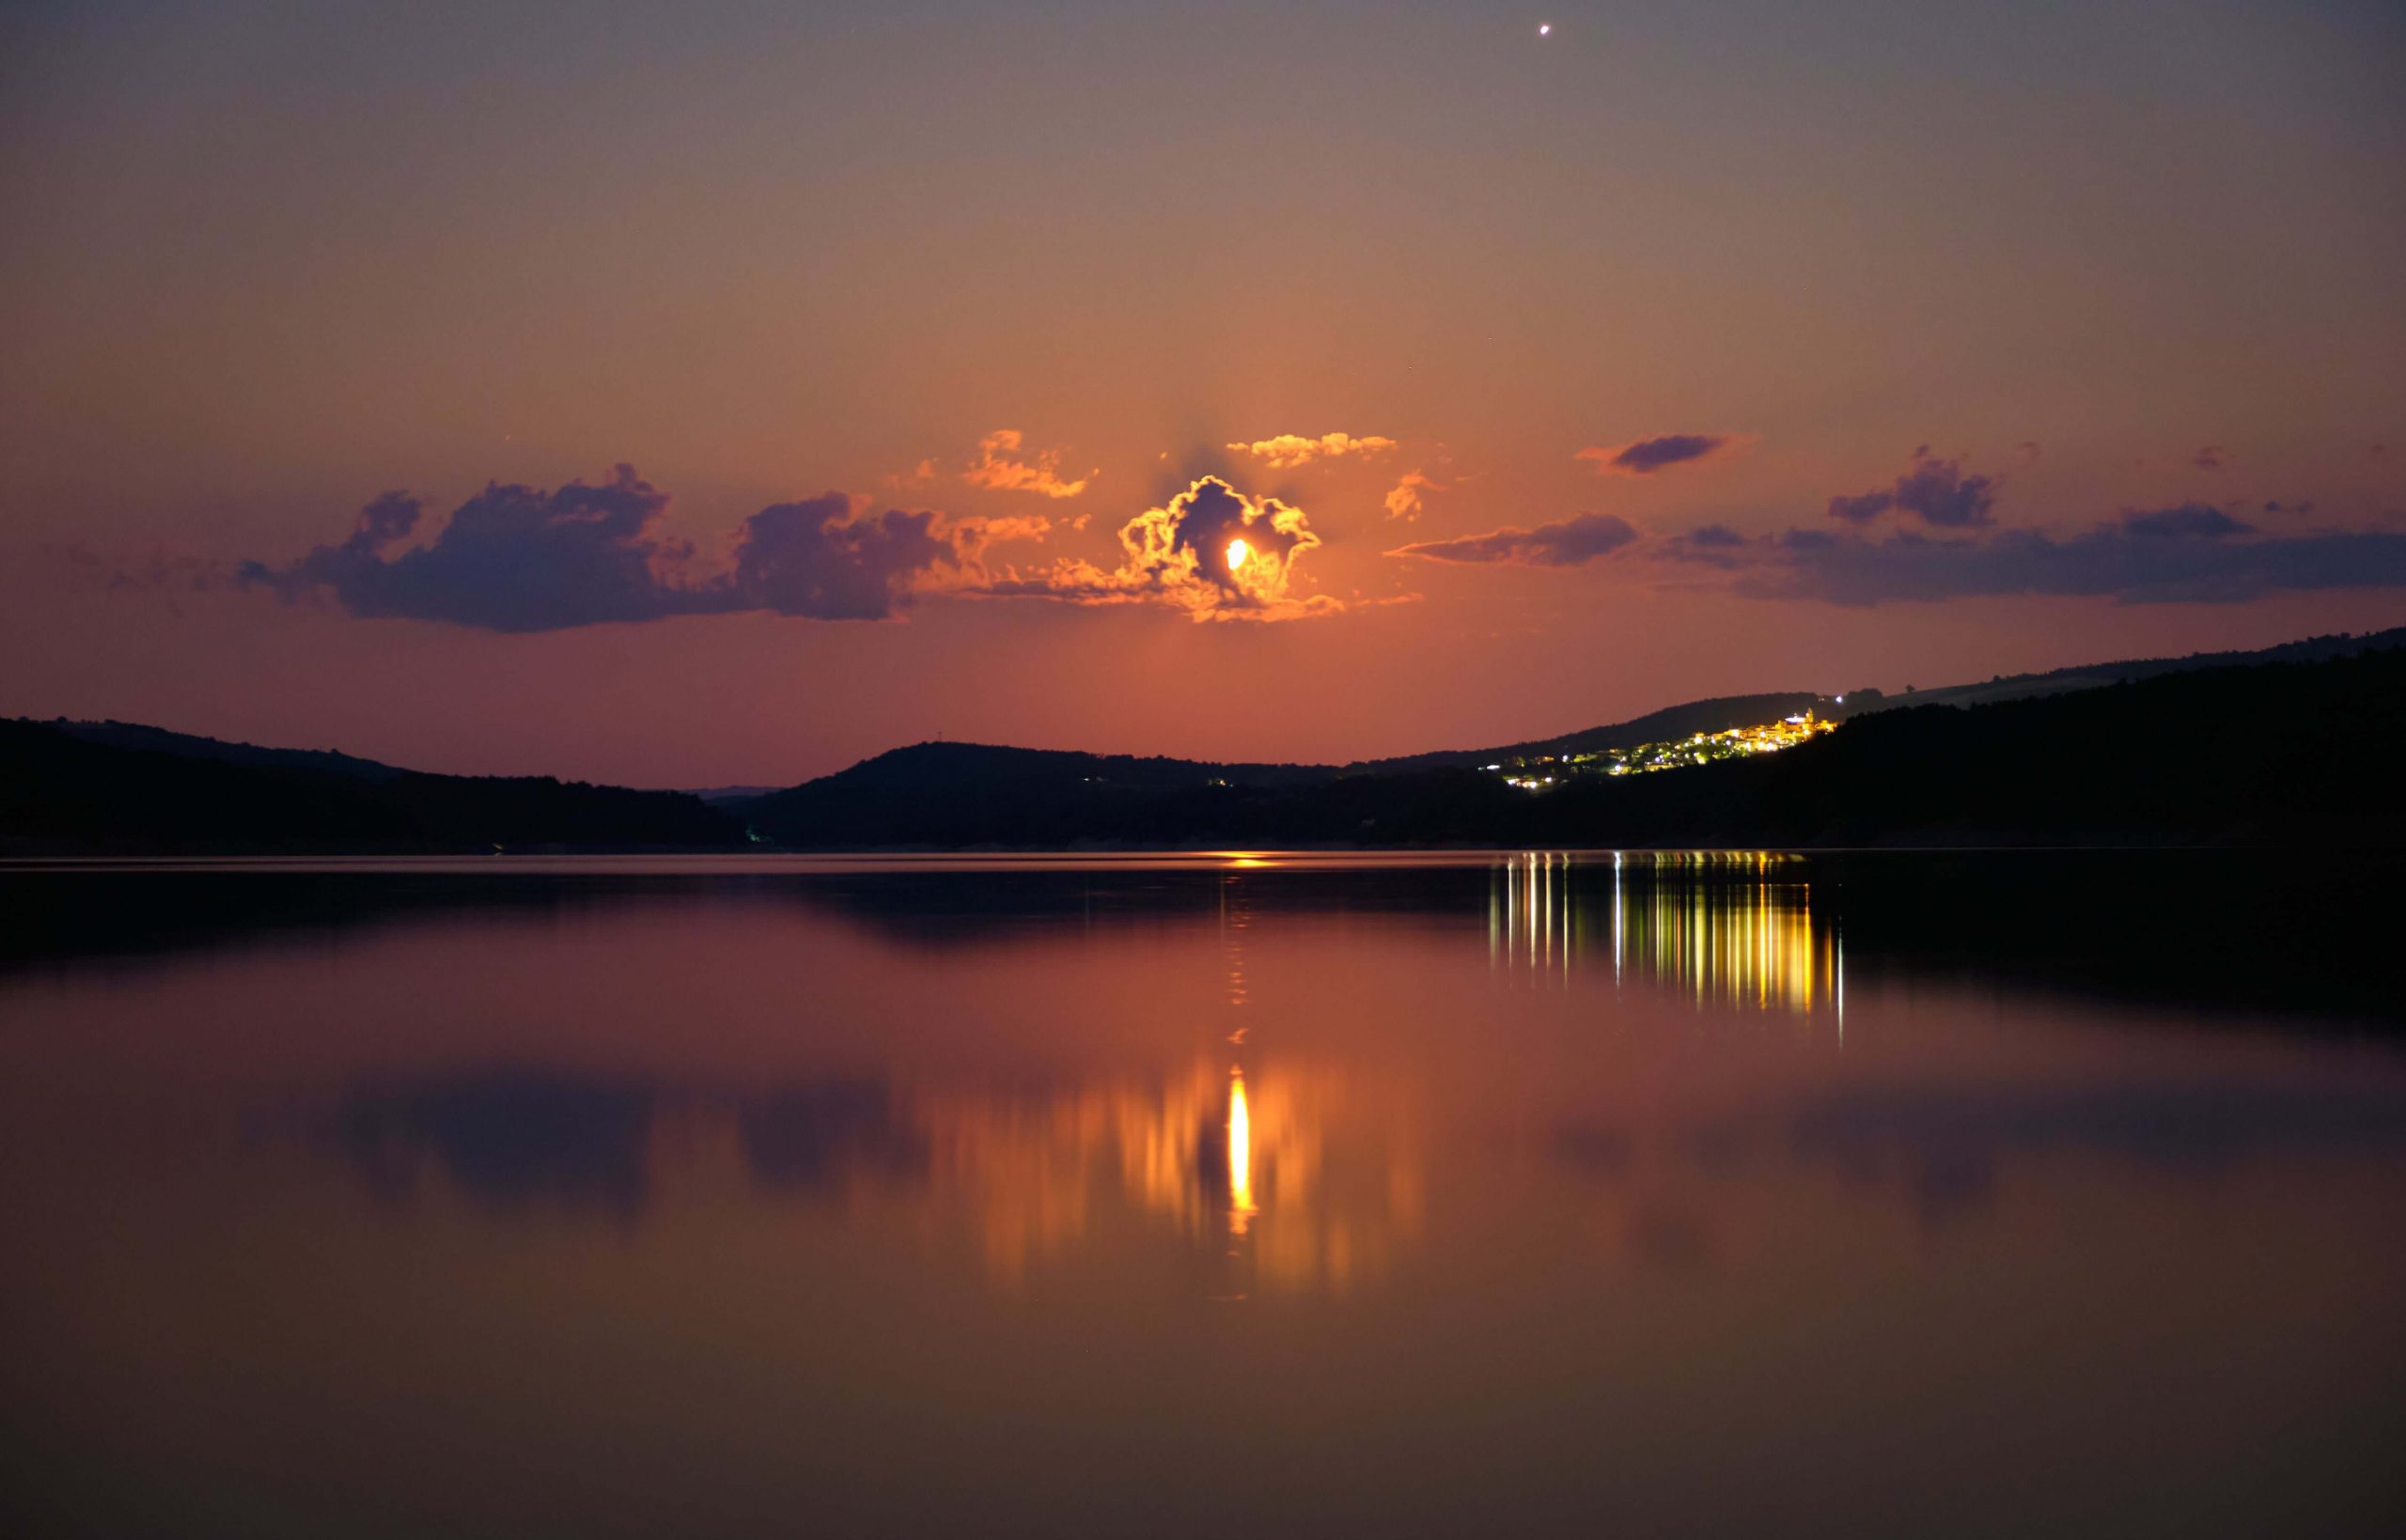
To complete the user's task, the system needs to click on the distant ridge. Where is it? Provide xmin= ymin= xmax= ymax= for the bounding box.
xmin=0 ymin=720 xmax=739 ymax=855
xmin=9 ymin=624 xmax=2404 ymax=853
xmin=733 ymin=645 xmax=2406 ymax=848
xmin=40 ymin=718 xmax=412 ymax=782
xmin=1348 ymin=692 xmax=1828 ymax=774
xmin=1351 ymin=625 xmax=2406 ymax=773
xmin=1866 ymin=627 xmax=2406 ymax=713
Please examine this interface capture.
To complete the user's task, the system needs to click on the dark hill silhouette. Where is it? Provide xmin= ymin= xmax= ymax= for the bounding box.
xmin=12 ymin=625 xmax=2405 ymax=853
xmin=0 ymin=719 xmax=740 ymax=855
xmin=734 ymin=741 xmax=1339 ymax=848
xmin=1864 ymin=625 xmax=2406 ymax=714
xmin=39 ymin=718 xmax=412 ymax=782
xmin=1360 ymin=625 xmax=2406 ymax=771
xmin=1348 ymin=691 xmax=1829 ymax=773
xmin=1530 ymin=645 xmax=2406 ymax=848
xmin=741 ymin=646 xmax=2406 ymax=848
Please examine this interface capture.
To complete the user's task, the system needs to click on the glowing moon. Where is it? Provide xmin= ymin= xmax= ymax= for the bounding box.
xmin=1538 ymin=23 xmax=1552 ymax=37
xmin=1226 ymin=537 xmax=1252 ymax=572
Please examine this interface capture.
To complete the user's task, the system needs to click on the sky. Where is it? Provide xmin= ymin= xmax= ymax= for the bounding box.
xmin=3 ymin=0 xmax=2402 ymax=786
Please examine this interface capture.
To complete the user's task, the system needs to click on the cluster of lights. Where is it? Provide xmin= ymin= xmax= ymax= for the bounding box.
xmin=1488 ymin=709 xmax=1839 ymax=790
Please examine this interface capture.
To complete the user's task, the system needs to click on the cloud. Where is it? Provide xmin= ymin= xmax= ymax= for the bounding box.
xmin=980 ymin=475 xmax=1340 ymax=621
xmin=1825 ymin=490 xmax=1897 ymax=524
xmin=1660 ymin=502 xmax=2406 ymax=606
xmin=1825 ymin=446 xmax=2001 ymax=528
xmin=1383 ymin=470 xmax=1443 ymax=521
xmin=2193 ymin=444 xmax=2226 ymax=471
xmin=728 ymin=497 xmax=961 ymax=621
xmin=2123 ymin=503 xmax=2252 ymax=538
xmin=1575 ymin=432 xmax=1740 ymax=476
xmin=236 ymin=465 xmax=705 ymax=631
xmin=961 ymin=428 xmax=1093 ymax=498
xmin=1388 ymin=511 xmax=1641 ymax=567
xmin=237 ymin=465 xmax=1035 ymax=631
xmin=1225 ymin=432 xmax=1398 ymax=469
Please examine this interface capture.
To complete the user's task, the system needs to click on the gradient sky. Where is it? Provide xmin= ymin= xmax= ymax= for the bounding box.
xmin=5 ymin=0 xmax=2402 ymax=786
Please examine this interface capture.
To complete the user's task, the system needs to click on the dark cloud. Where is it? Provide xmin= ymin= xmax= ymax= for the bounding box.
xmin=237 ymin=465 xmax=697 ymax=631
xmin=238 ymin=466 xmax=996 ymax=631
xmin=1577 ymin=433 xmax=1738 ymax=476
xmin=1827 ymin=446 xmax=2001 ymax=528
xmin=2193 ymin=444 xmax=2227 ymax=471
xmin=731 ymin=497 xmax=954 ymax=621
xmin=2123 ymin=503 xmax=2253 ymax=538
xmin=1387 ymin=511 xmax=1641 ymax=567
xmin=1825 ymin=490 xmax=1897 ymax=524
xmin=1662 ymin=503 xmax=2406 ymax=605
xmin=1655 ymin=522 xmax=1751 ymax=568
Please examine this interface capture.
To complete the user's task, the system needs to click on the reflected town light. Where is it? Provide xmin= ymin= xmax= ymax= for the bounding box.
xmin=1493 ymin=851 xmax=1843 ymax=1016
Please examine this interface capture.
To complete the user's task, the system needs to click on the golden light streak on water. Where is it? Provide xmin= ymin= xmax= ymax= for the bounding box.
xmin=1228 ymin=1069 xmax=1257 ymax=1237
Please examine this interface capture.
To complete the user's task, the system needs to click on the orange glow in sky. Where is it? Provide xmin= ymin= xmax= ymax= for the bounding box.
xmin=2 ymin=3 xmax=2400 ymax=786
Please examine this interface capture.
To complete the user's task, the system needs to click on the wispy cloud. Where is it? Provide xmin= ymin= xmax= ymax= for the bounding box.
xmin=962 ymin=428 xmax=1094 ymax=498
xmin=979 ymin=476 xmax=1341 ymax=621
xmin=2192 ymin=444 xmax=2227 ymax=471
xmin=1225 ymin=432 xmax=1398 ymax=469
xmin=1387 ymin=511 xmax=1641 ymax=567
xmin=1660 ymin=503 xmax=2406 ymax=606
xmin=1575 ymin=432 xmax=1742 ymax=476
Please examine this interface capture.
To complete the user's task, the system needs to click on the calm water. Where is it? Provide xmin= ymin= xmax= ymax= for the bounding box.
xmin=4 ymin=852 xmax=2403 ymax=1537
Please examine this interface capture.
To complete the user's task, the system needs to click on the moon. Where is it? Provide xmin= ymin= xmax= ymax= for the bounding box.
xmin=1538 ymin=23 xmax=1552 ymax=37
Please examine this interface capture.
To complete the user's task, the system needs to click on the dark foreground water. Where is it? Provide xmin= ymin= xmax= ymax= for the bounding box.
xmin=4 ymin=851 xmax=2403 ymax=1538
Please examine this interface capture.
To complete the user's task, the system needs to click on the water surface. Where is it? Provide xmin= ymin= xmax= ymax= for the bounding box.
xmin=4 ymin=852 xmax=2402 ymax=1536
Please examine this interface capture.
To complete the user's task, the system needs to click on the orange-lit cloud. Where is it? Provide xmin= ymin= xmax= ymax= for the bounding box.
xmin=1226 ymin=431 xmax=1398 ymax=469
xmin=962 ymin=428 xmax=1094 ymax=498
xmin=1383 ymin=470 xmax=1444 ymax=521
xmin=1576 ymin=432 xmax=1744 ymax=476
xmin=983 ymin=475 xmax=1341 ymax=621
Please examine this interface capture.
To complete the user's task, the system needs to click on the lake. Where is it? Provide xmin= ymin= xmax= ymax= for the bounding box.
xmin=4 ymin=852 xmax=2403 ymax=1536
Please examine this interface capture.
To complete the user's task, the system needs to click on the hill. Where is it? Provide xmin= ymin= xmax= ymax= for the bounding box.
xmin=733 ymin=741 xmax=1339 ymax=848
xmin=740 ymin=646 xmax=2406 ymax=848
xmin=1527 ymin=646 xmax=2406 ymax=848
xmin=12 ymin=625 xmax=2403 ymax=853
xmin=37 ymin=718 xmax=412 ymax=782
xmin=0 ymin=719 xmax=742 ymax=855
xmin=1867 ymin=626 xmax=2406 ymax=714
xmin=1347 ymin=691 xmax=1832 ymax=773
